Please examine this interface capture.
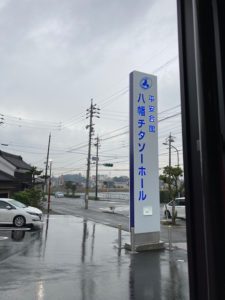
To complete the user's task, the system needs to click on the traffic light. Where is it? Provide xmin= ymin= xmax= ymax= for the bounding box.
xmin=103 ymin=163 xmax=113 ymax=167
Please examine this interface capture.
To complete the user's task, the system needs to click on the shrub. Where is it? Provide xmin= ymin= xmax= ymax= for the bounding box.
xmin=64 ymin=194 xmax=80 ymax=199
xmin=160 ymin=190 xmax=170 ymax=203
xmin=13 ymin=188 xmax=45 ymax=209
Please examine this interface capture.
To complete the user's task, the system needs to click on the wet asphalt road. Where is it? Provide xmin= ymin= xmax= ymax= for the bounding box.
xmin=0 ymin=215 xmax=189 ymax=300
xmin=50 ymin=197 xmax=130 ymax=230
xmin=50 ymin=196 xmax=187 ymax=244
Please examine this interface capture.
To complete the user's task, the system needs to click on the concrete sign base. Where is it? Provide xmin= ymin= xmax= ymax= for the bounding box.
xmin=124 ymin=241 xmax=165 ymax=252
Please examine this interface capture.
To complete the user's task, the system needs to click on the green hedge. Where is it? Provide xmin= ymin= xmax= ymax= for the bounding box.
xmin=160 ymin=190 xmax=170 ymax=203
xmin=64 ymin=194 xmax=80 ymax=198
xmin=88 ymin=196 xmax=100 ymax=200
xmin=13 ymin=188 xmax=45 ymax=209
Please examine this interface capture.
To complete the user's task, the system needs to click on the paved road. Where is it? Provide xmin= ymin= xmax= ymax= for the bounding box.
xmin=49 ymin=196 xmax=187 ymax=244
xmin=0 ymin=215 xmax=189 ymax=300
xmin=50 ymin=196 xmax=129 ymax=229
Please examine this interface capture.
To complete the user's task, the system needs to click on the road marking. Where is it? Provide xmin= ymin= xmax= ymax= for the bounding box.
xmin=0 ymin=227 xmax=31 ymax=231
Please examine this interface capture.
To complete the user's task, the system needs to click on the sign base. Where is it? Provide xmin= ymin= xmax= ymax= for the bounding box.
xmin=124 ymin=240 xmax=164 ymax=252
xmin=125 ymin=231 xmax=164 ymax=252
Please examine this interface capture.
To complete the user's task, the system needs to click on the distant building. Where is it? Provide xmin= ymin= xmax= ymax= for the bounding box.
xmin=102 ymin=181 xmax=115 ymax=189
xmin=58 ymin=175 xmax=65 ymax=186
xmin=92 ymin=174 xmax=108 ymax=181
xmin=114 ymin=181 xmax=129 ymax=189
xmin=0 ymin=150 xmax=32 ymax=197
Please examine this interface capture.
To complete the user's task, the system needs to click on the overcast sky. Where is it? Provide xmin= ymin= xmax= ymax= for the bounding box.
xmin=0 ymin=0 xmax=182 ymax=177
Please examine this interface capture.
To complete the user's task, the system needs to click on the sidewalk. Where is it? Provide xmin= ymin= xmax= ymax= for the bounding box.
xmin=0 ymin=215 xmax=189 ymax=300
xmin=98 ymin=202 xmax=187 ymax=251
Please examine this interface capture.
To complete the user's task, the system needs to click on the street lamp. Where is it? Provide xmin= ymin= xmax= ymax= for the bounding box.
xmin=163 ymin=142 xmax=180 ymax=167
xmin=171 ymin=145 xmax=179 ymax=167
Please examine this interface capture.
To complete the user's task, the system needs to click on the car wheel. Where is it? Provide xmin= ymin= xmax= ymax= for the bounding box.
xmin=13 ymin=216 xmax=26 ymax=227
xmin=165 ymin=210 xmax=171 ymax=219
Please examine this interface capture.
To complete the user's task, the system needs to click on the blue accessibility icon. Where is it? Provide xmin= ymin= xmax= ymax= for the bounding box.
xmin=140 ymin=77 xmax=152 ymax=90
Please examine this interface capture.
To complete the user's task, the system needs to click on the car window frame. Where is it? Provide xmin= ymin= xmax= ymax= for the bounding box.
xmin=0 ymin=200 xmax=12 ymax=209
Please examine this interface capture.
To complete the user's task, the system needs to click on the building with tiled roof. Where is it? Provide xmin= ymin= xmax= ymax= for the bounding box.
xmin=0 ymin=150 xmax=32 ymax=197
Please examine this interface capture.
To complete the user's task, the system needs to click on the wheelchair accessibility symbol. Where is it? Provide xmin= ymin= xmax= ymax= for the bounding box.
xmin=140 ymin=77 xmax=152 ymax=90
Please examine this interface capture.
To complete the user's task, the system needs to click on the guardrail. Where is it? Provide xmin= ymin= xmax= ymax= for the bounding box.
xmin=98 ymin=192 xmax=129 ymax=201
xmin=78 ymin=192 xmax=129 ymax=201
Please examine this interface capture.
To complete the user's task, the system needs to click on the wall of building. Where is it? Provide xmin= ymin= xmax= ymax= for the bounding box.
xmin=0 ymin=157 xmax=16 ymax=176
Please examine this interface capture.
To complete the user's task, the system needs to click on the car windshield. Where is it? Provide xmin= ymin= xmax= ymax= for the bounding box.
xmin=175 ymin=198 xmax=186 ymax=205
xmin=167 ymin=198 xmax=185 ymax=206
xmin=8 ymin=199 xmax=27 ymax=208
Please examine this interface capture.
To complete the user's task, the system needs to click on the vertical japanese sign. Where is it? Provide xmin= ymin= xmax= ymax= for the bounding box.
xmin=129 ymin=71 xmax=160 ymax=235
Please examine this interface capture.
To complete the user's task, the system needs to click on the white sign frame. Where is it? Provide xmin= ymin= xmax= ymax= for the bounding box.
xmin=129 ymin=70 xmax=160 ymax=235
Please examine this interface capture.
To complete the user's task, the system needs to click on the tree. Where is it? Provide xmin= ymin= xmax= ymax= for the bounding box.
xmin=64 ymin=181 xmax=77 ymax=197
xmin=27 ymin=166 xmax=43 ymax=187
xmin=71 ymin=183 xmax=77 ymax=196
xmin=65 ymin=181 xmax=73 ymax=195
xmin=160 ymin=166 xmax=183 ymax=224
xmin=13 ymin=188 xmax=44 ymax=209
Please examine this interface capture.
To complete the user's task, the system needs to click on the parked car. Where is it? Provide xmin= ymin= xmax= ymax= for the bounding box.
xmin=164 ymin=197 xmax=186 ymax=219
xmin=55 ymin=192 xmax=64 ymax=198
xmin=0 ymin=198 xmax=43 ymax=227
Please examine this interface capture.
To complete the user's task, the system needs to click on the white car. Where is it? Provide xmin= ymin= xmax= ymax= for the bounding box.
xmin=164 ymin=197 xmax=186 ymax=219
xmin=0 ymin=198 xmax=43 ymax=227
xmin=55 ymin=192 xmax=64 ymax=198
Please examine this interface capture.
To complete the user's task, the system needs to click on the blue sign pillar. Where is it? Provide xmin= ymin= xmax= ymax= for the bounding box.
xmin=129 ymin=71 xmax=163 ymax=251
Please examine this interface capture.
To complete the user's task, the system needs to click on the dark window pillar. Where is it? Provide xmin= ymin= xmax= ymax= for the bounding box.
xmin=177 ymin=0 xmax=225 ymax=299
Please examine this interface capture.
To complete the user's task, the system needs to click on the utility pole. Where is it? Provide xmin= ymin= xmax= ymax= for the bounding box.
xmin=47 ymin=160 xmax=52 ymax=213
xmin=168 ymin=132 xmax=172 ymax=199
xmin=163 ymin=132 xmax=176 ymax=224
xmin=84 ymin=99 xmax=100 ymax=209
xmin=94 ymin=136 xmax=100 ymax=200
xmin=163 ymin=135 xmax=180 ymax=168
xmin=44 ymin=133 xmax=51 ymax=194
xmin=163 ymin=132 xmax=175 ymax=199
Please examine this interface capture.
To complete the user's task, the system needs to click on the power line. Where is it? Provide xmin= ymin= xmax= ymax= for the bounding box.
xmin=101 ymin=131 xmax=128 ymax=142
xmin=55 ymin=55 xmax=180 ymax=129
xmin=159 ymin=112 xmax=181 ymax=122
xmin=3 ymin=113 xmax=59 ymax=125
xmin=97 ymin=55 xmax=179 ymax=110
xmin=158 ymin=104 xmax=181 ymax=116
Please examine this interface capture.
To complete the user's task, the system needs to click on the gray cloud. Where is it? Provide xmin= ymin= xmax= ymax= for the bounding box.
xmin=0 ymin=0 xmax=180 ymax=174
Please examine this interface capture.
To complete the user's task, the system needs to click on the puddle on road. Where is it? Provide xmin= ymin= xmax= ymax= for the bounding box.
xmin=0 ymin=215 xmax=189 ymax=300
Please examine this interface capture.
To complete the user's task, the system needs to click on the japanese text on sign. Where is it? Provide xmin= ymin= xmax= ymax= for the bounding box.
xmin=137 ymin=92 xmax=156 ymax=201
